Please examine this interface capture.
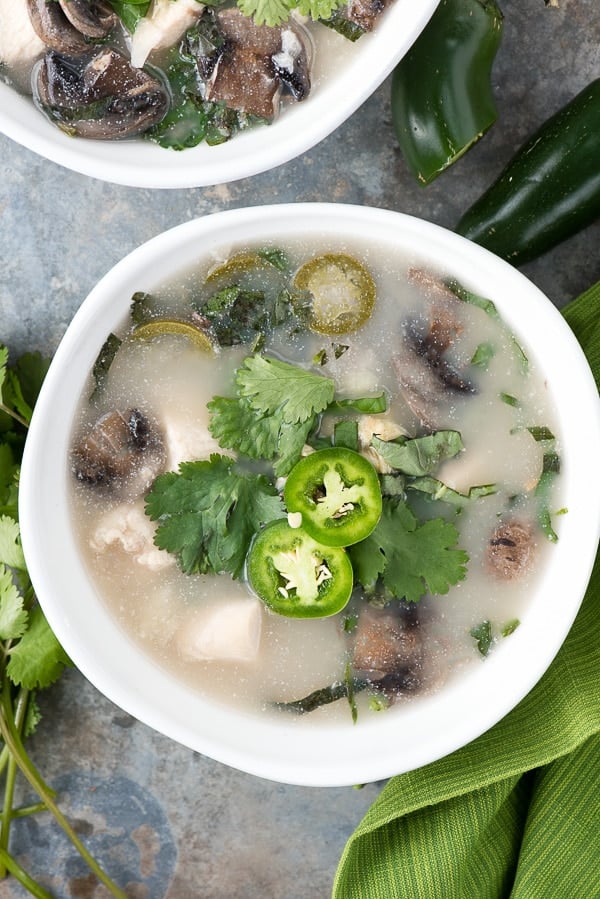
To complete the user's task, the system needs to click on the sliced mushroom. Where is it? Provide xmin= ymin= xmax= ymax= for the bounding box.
xmin=407 ymin=268 xmax=465 ymax=353
xmin=26 ymin=0 xmax=91 ymax=55
xmin=344 ymin=0 xmax=390 ymax=31
xmin=353 ymin=604 xmax=423 ymax=685
xmin=393 ymin=297 xmax=475 ymax=428
xmin=199 ymin=8 xmax=312 ymax=119
xmin=57 ymin=0 xmax=117 ymax=39
xmin=485 ymin=519 xmax=536 ymax=580
xmin=72 ymin=408 xmax=165 ymax=490
xmin=34 ymin=48 xmax=170 ymax=139
xmin=271 ymin=23 xmax=311 ymax=100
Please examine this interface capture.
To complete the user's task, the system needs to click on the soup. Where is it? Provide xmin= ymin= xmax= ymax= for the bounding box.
xmin=68 ymin=237 xmax=562 ymax=723
xmin=0 ymin=0 xmax=390 ymax=148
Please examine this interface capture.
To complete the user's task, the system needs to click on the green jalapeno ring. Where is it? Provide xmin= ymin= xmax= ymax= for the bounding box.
xmin=246 ymin=520 xmax=354 ymax=619
xmin=283 ymin=447 xmax=382 ymax=547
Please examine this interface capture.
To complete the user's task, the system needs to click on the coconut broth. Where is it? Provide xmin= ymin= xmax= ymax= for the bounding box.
xmin=68 ymin=237 xmax=561 ymax=723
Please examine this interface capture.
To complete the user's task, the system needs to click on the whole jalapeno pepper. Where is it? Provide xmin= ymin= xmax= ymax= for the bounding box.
xmin=391 ymin=0 xmax=504 ymax=185
xmin=455 ymin=78 xmax=600 ymax=266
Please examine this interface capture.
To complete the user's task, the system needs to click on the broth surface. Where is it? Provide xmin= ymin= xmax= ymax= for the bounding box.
xmin=69 ymin=236 xmax=562 ymax=723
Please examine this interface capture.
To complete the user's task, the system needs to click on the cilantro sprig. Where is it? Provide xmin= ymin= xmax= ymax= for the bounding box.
xmin=222 ymin=0 xmax=345 ymax=26
xmin=209 ymin=354 xmax=335 ymax=476
xmin=146 ymin=454 xmax=285 ymax=576
xmin=349 ymin=497 xmax=469 ymax=603
xmin=0 ymin=345 xmax=128 ymax=897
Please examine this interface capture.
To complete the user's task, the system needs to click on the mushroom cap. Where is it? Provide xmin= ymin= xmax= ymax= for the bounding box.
xmin=34 ymin=48 xmax=170 ymax=140
xmin=27 ymin=0 xmax=91 ymax=55
xmin=57 ymin=0 xmax=117 ymax=39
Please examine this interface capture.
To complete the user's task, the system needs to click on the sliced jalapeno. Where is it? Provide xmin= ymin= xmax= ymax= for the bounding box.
xmin=131 ymin=319 xmax=215 ymax=352
xmin=246 ymin=520 xmax=353 ymax=619
xmin=284 ymin=448 xmax=382 ymax=547
xmin=205 ymin=250 xmax=288 ymax=285
xmin=293 ymin=253 xmax=376 ymax=335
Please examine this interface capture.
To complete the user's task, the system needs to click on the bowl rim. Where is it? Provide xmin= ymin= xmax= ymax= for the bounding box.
xmin=19 ymin=203 xmax=600 ymax=786
xmin=0 ymin=0 xmax=440 ymax=188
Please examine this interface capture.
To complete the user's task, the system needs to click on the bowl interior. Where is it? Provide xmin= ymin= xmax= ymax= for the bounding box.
xmin=0 ymin=0 xmax=439 ymax=188
xmin=19 ymin=204 xmax=600 ymax=786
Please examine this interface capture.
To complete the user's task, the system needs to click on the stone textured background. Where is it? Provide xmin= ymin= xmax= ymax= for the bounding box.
xmin=1 ymin=0 xmax=598 ymax=895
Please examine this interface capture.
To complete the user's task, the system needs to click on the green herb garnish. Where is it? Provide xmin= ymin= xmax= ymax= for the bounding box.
xmin=470 ymin=620 xmax=493 ymax=656
xmin=146 ymin=454 xmax=285 ymax=576
xmin=0 ymin=345 xmax=127 ymax=897
xmin=349 ymin=498 xmax=469 ymax=603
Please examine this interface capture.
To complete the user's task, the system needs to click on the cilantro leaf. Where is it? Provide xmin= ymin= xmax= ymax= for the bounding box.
xmin=236 ymin=355 xmax=335 ymax=424
xmin=23 ymin=694 xmax=42 ymax=739
xmin=237 ymin=0 xmax=294 ymax=26
xmin=208 ymin=395 xmax=281 ymax=460
xmin=0 ymin=564 xmax=28 ymax=641
xmin=350 ymin=498 xmax=469 ymax=602
xmin=296 ymin=0 xmax=345 ymax=21
xmin=0 ymin=514 xmax=26 ymax=571
xmin=145 ymin=454 xmax=285 ymax=577
xmin=0 ymin=443 xmax=19 ymax=516
xmin=7 ymin=605 xmax=72 ymax=690
xmin=209 ymin=355 xmax=334 ymax=475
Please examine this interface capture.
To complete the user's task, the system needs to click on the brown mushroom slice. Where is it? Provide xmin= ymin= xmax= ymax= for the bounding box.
xmin=72 ymin=409 xmax=165 ymax=490
xmin=407 ymin=268 xmax=465 ymax=353
xmin=485 ymin=519 xmax=536 ymax=580
xmin=392 ymin=307 xmax=475 ymax=428
xmin=392 ymin=337 xmax=448 ymax=428
xmin=353 ymin=605 xmax=423 ymax=682
xmin=57 ymin=0 xmax=117 ymax=39
xmin=34 ymin=48 xmax=170 ymax=139
xmin=271 ymin=23 xmax=312 ymax=101
xmin=27 ymin=0 xmax=90 ymax=55
xmin=205 ymin=9 xmax=311 ymax=118
xmin=207 ymin=45 xmax=281 ymax=119
xmin=344 ymin=0 xmax=390 ymax=31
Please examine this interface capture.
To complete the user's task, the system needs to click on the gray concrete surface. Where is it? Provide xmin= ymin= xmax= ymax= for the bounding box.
xmin=1 ymin=0 xmax=599 ymax=896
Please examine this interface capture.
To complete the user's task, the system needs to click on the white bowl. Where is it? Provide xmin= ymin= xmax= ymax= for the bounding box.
xmin=0 ymin=0 xmax=439 ymax=188
xmin=19 ymin=204 xmax=600 ymax=786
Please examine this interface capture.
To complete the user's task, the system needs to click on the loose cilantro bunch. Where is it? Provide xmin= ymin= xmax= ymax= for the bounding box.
xmin=0 ymin=346 xmax=127 ymax=898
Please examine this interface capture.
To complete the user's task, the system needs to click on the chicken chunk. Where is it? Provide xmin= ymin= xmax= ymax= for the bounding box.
xmin=357 ymin=415 xmax=407 ymax=474
xmin=130 ymin=0 xmax=205 ymax=69
xmin=90 ymin=501 xmax=174 ymax=571
xmin=0 ymin=0 xmax=46 ymax=82
xmin=161 ymin=407 xmax=224 ymax=471
xmin=177 ymin=597 xmax=263 ymax=662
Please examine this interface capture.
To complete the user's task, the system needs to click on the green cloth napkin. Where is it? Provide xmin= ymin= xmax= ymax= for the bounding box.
xmin=333 ymin=282 xmax=600 ymax=899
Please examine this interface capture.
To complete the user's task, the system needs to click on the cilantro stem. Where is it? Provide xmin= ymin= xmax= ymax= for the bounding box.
xmin=10 ymin=801 xmax=48 ymax=818
xmin=0 ymin=699 xmax=127 ymax=898
xmin=0 ymin=847 xmax=53 ymax=898
xmin=0 ymin=684 xmax=29 ymax=878
xmin=0 ymin=754 xmax=17 ymax=877
xmin=0 ymin=403 xmax=29 ymax=431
